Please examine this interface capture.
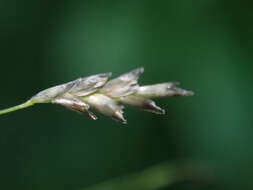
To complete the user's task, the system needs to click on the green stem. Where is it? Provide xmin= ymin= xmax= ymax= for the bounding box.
xmin=0 ymin=100 xmax=35 ymax=115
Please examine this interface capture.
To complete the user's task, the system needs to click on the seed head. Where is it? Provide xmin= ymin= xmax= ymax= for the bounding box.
xmin=0 ymin=68 xmax=194 ymax=124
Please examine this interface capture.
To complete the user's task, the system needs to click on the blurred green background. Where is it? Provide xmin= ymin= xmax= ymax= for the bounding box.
xmin=1 ymin=0 xmax=253 ymax=189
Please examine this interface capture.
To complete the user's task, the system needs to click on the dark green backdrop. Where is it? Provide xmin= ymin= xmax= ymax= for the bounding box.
xmin=1 ymin=0 xmax=253 ymax=190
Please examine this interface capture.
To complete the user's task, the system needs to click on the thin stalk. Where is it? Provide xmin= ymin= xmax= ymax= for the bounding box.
xmin=0 ymin=100 xmax=35 ymax=115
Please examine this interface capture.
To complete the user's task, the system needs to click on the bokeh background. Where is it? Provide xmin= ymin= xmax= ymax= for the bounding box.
xmin=1 ymin=0 xmax=253 ymax=190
